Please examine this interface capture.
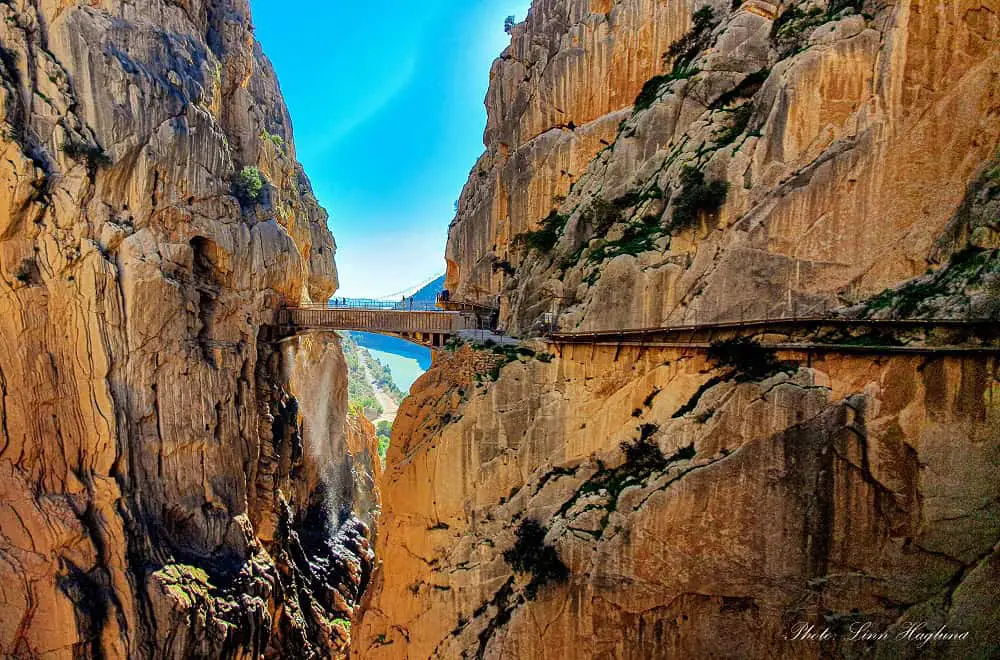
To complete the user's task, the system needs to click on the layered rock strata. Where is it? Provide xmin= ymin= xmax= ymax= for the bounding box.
xmin=446 ymin=0 xmax=1000 ymax=334
xmin=0 ymin=0 xmax=372 ymax=656
xmin=358 ymin=0 xmax=1000 ymax=657
xmin=357 ymin=343 xmax=1000 ymax=659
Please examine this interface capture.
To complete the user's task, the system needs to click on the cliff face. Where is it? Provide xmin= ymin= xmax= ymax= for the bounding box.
xmin=0 ymin=1 xmax=373 ymax=657
xmin=357 ymin=0 xmax=1000 ymax=657
xmin=357 ymin=346 xmax=1000 ymax=659
xmin=446 ymin=0 xmax=1000 ymax=333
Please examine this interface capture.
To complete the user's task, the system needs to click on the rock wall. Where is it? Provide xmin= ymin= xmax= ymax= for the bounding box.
xmin=0 ymin=0 xmax=373 ymax=657
xmin=357 ymin=0 xmax=1000 ymax=657
xmin=356 ymin=344 xmax=1000 ymax=658
xmin=446 ymin=0 xmax=1000 ymax=334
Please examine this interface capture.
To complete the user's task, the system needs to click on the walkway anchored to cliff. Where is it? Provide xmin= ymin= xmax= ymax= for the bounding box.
xmin=545 ymin=317 xmax=1000 ymax=358
xmin=268 ymin=303 xmax=998 ymax=355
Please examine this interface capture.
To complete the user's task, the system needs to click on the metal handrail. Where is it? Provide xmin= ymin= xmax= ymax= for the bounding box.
xmin=546 ymin=316 xmax=998 ymax=340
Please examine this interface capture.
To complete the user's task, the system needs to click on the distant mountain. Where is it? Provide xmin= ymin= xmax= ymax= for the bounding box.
xmin=410 ymin=274 xmax=445 ymax=303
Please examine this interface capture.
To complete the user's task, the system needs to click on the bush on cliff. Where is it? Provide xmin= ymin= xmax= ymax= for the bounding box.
xmin=707 ymin=337 xmax=782 ymax=381
xmin=670 ymin=166 xmax=728 ymax=230
xmin=233 ymin=165 xmax=266 ymax=205
xmin=503 ymin=519 xmax=569 ymax=599
xmin=513 ymin=209 xmax=567 ymax=253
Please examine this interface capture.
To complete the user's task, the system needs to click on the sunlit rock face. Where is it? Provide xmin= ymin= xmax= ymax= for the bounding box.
xmin=446 ymin=0 xmax=1000 ymax=334
xmin=0 ymin=0 xmax=373 ymax=656
xmin=357 ymin=0 xmax=1000 ymax=657
xmin=356 ymin=345 xmax=1000 ymax=659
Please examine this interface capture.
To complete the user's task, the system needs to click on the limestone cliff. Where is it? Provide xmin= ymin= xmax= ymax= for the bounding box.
xmin=358 ymin=344 xmax=999 ymax=658
xmin=357 ymin=0 xmax=1000 ymax=657
xmin=0 ymin=0 xmax=373 ymax=657
xmin=446 ymin=0 xmax=1000 ymax=333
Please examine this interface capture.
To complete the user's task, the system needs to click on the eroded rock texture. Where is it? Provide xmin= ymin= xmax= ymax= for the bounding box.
xmin=357 ymin=345 xmax=1000 ymax=659
xmin=445 ymin=0 xmax=1000 ymax=334
xmin=0 ymin=1 xmax=373 ymax=657
xmin=358 ymin=0 xmax=1000 ymax=658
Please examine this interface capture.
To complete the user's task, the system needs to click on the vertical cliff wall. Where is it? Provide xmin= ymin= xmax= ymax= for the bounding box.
xmin=0 ymin=0 xmax=373 ymax=657
xmin=357 ymin=0 xmax=1000 ymax=657
xmin=357 ymin=344 xmax=1000 ymax=659
xmin=447 ymin=0 xmax=1000 ymax=334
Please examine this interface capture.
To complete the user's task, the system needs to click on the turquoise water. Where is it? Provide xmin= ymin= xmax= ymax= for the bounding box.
xmin=366 ymin=348 xmax=426 ymax=392
xmin=348 ymin=332 xmax=432 ymax=393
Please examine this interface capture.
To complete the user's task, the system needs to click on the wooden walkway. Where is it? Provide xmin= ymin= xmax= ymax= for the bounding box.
xmin=546 ymin=317 xmax=1000 ymax=358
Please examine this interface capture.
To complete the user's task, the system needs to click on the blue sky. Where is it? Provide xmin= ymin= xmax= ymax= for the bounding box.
xmin=249 ymin=0 xmax=532 ymax=298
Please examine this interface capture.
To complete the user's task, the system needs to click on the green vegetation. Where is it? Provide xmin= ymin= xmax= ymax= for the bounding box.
xmin=862 ymin=247 xmax=1000 ymax=317
xmin=707 ymin=337 xmax=785 ymax=381
xmin=632 ymin=6 xmax=719 ymax=114
xmin=771 ymin=1 xmax=866 ymax=58
xmin=332 ymin=618 xmax=352 ymax=631
xmin=712 ymin=69 xmax=770 ymax=110
xmin=664 ymin=6 xmax=719 ymax=72
xmin=376 ymin=420 xmax=391 ymax=461
xmin=62 ymin=137 xmax=112 ymax=168
xmin=233 ymin=165 xmax=265 ymax=205
xmin=587 ymin=215 xmax=665 ymax=264
xmin=502 ymin=520 xmax=568 ymax=600
xmin=470 ymin=341 xmax=557 ymax=383
xmin=557 ymin=425 xmax=697 ymax=534
xmin=670 ymin=166 xmax=728 ymax=230
xmin=342 ymin=334 xmax=383 ymax=420
xmin=714 ymin=103 xmax=754 ymax=147
xmin=261 ymin=128 xmax=284 ymax=151
xmin=504 ymin=15 xmax=516 ymax=33
xmin=513 ymin=209 xmax=568 ymax=253
xmin=368 ymin=356 xmax=405 ymax=400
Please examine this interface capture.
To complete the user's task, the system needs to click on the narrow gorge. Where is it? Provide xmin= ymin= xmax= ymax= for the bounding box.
xmin=0 ymin=0 xmax=998 ymax=659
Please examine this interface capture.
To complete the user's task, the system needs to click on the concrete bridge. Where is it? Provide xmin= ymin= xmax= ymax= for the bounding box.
xmin=268 ymin=299 xmax=493 ymax=349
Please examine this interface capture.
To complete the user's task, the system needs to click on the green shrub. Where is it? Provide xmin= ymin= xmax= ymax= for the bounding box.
xmin=62 ymin=137 xmax=111 ymax=168
xmin=586 ymin=198 xmax=622 ymax=236
xmin=513 ymin=209 xmax=567 ymax=253
xmin=770 ymin=1 xmax=863 ymax=58
xmin=261 ymin=128 xmax=284 ymax=150
xmin=711 ymin=69 xmax=770 ymax=110
xmin=376 ymin=420 xmax=392 ymax=460
xmin=233 ymin=165 xmax=265 ymax=205
xmin=502 ymin=520 xmax=569 ymax=600
xmin=633 ymin=74 xmax=673 ymax=112
xmin=665 ymin=6 xmax=718 ymax=69
xmin=707 ymin=337 xmax=782 ymax=380
xmin=332 ymin=618 xmax=352 ymax=631
xmin=632 ymin=66 xmax=700 ymax=112
xmin=671 ymin=166 xmax=728 ymax=230
xmin=714 ymin=103 xmax=754 ymax=147
xmin=587 ymin=216 xmax=665 ymax=264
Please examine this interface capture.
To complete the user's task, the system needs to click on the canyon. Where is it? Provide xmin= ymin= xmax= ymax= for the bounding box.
xmin=0 ymin=0 xmax=998 ymax=658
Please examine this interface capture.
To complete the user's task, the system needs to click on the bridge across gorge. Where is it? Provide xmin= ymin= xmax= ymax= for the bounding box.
xmin=267 ymin=298 xmax=495 ymax=348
